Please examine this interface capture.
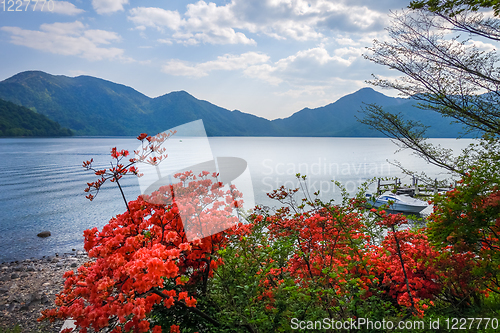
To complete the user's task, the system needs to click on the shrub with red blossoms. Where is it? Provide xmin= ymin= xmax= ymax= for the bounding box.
xmin=38 ymin=131 xmax=500 ymax=332
xmin=40 ymin=133 xmax=241 ymax=333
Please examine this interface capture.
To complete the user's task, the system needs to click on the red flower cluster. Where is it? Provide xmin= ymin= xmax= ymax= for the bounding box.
xmin=229 ymin=187 xmax=483 ymax=322
xmin=42 ymin=131 xmax=496 ymax=331
xmin=41 ymin=132 xmax=238 ymax=333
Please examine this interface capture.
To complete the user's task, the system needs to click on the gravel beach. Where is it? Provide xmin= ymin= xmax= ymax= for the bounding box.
xmin=0 ymin=250 xmax=90 ymax=333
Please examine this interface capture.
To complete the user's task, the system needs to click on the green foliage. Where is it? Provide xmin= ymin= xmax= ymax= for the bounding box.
xmin=426 ymin=137 xmax=500 ymax=300
xmin=150 ymin=293 xmax=234 ymax=333
xmin=142 ymin=170 xmax=500 ymax=332
xmin=211 ymin=209 xmax=303 ymax=332
xmin=0 ymin=98 xmax=72 ymax=137
xmin=361 ymin=2 xmax=500 ymax=317
xmin=410 ymin=0 xmax=500 ymax=16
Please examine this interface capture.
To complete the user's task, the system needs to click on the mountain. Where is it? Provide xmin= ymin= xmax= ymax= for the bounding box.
xmin=145 ymin=91 xmax=284 ymax=136
xmin=0 ymin=98 xmax=72 ymax=137
xmin=0 ymin=71 xmax=283 ymax=136
xmin=0 ymin=71 xmax=472 ymax=137
xmin=274 ymin=88 xmax=469 ymax=137
xmin=0 ymin=71 xmax=150 ymax=135
xmin=271 ymin=87 xmax=408 ymax=137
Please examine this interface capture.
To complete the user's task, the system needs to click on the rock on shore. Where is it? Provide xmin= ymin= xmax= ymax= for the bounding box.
xmin=0 ymin=250 xmax=90 ymax=333
xmin=37 ymin=231 xmax=51 ymax=238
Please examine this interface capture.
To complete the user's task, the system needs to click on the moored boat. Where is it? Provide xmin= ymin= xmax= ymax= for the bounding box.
xmin=365 ymin=192 xmax=428 ymax=213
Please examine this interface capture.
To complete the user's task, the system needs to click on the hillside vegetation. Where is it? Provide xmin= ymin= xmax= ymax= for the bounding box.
xmin=0 ymin=98 xmax=72 ymax=137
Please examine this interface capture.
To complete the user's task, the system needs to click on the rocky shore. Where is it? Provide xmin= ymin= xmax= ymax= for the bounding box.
xmin=0 ymin=250 xmax=90 ymax=333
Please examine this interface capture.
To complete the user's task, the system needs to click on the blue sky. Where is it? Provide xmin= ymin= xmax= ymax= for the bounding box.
xmin=0 ymin=0 xmax=411 ymax=119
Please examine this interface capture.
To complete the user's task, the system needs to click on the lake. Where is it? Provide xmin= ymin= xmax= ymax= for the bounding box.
xmin=0 ymin=137 xmax=474 ymax=262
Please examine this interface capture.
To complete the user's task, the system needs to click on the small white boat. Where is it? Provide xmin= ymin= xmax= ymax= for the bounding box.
xmin=365 ymin=193 xmax=428 ymax=214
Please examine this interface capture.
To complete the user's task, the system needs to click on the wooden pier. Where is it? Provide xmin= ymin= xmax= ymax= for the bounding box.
xmin=376 ymin=177 xmax=454 ymax=197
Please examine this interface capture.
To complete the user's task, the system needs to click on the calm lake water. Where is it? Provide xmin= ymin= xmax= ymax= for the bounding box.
xmin=0 ymin=137 xmax=474 ymax=262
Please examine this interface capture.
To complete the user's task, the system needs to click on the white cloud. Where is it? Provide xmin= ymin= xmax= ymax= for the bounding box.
xmin=157 ymin=38 xmax=173 ymax=45
xmin=244 ymin=64 xmax=282 ymax=85
xmin=128 ymin=7 xmax=182 ymax=31
xmin=239 ymin=45 xmax=372 ymax=88
xmin=128 ymin=3 xmax=255 ymax=45
xmin=83 ymin=30 xmax=121 ymax=44
xmin=92 ymin=0 xmax=128 ymax=15
xmin=162 ymin=60 xmax=207 ymax=77
xmin=335 ymin=37 xmax=358 ymax=46
xmin=276 ymin=46 xmax=353 ymax=70
xmin=129 ymin=0 xmax=387 ymax=45
xmin=334 ymin=46 xmax=365 ymax=58
xmin=160 ymin=45 xmax=367 ymax=88
xmin=162 ymin=52 xmax=269 ymax=77
xmin=314 ymin=3 xmax=387 ymax=32
xmin=52 ymin=1 xmax=84 ymax=15
xmin=1 ymin=21 xmax=129 ymax=61
xmin=201 ymin=52 xmax=269 ymax=71
xmin=262 ymin=20 xmax=322 ymax=41
xmin=127 ymin=1 xmax=388 ymax=45
xmin=30 ymin=1 xmax=85 ymax=15
xmin=39 ymin=21 xmax=85 ymax=35
xmin=466 ymin=40 xmax=496 ymax=52
xmin=180 ymin=1 xmax=255 ymax=45
xmin=184 ymin=29 xmax=255 ymax=45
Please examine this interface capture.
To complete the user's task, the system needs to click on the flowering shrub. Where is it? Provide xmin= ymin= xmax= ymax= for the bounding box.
xmin=39 ymin=132 xmax=498 ymax=332
xmin=208 ymin=181 xmax=453 ymax=331
xmin=40 ymin=133 xmax=241 ymax=333
xmin=427 ymin=153 xmax=500 ymax=306
xmin=210 ymin=176 xmax=500 ymax=331
xmin=41 ymin=171 xmax=241 ymax=332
